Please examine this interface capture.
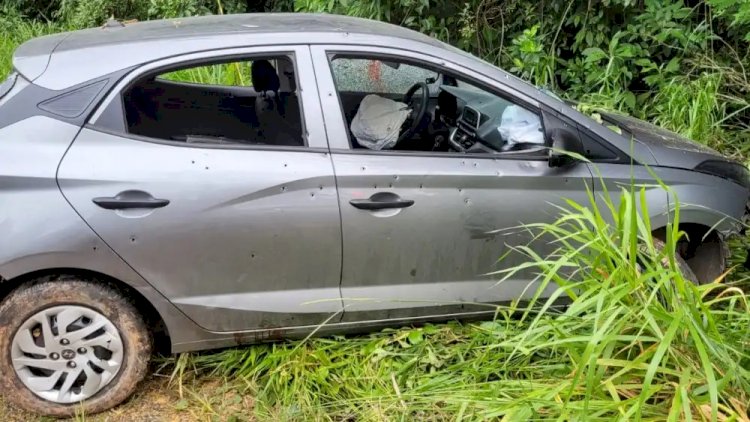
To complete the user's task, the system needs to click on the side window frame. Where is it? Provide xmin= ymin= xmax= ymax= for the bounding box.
xmin=310 ymin=44 xmax=545 ymax=159
xmin=88 ymin=46 xmax=328 ymax=150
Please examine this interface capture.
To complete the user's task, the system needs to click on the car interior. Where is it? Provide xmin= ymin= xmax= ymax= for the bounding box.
xmin=120 ymin=54 xmax=547 ymax=154
xmin=329 ymin=56 xmax=548 ymax=154
xmin=122 ymin=55 xmax=304 ymax=146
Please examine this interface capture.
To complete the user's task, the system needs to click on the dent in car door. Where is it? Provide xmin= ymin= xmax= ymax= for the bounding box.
xmin=58 ymin=47 xmax=343 ymax=332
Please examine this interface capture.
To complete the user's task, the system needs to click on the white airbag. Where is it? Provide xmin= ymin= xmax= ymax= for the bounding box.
xmin=350 ymin=94 xmax=410 ymax=150
xmin=498 ymin=105 xmax=544 ymax=148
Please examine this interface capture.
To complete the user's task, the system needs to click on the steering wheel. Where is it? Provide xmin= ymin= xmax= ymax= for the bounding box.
xmin=397 ymin=82 xmax=429 ymax=144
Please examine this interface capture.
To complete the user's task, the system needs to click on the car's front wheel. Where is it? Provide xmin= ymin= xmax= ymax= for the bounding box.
xmin=0 ymin=278 xmax=151 ymax=417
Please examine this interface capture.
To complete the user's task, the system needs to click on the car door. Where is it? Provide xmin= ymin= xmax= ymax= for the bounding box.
xmin=311 ymin=45 xmax=594 ymax=322
xmin=58 ymin=46 xmax=344 ymax=332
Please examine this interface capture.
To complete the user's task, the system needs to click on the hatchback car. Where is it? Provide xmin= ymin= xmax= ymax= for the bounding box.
xmin=1 ymin=13 xmax=748 ymax=416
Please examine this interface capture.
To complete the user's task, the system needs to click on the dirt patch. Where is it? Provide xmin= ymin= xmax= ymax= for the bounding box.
xmin=0 ymin=373 xmax=255 ymax=421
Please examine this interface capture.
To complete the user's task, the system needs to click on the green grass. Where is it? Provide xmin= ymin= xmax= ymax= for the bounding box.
xmin=167 ymin=183 xmax=750 ymax=421
xmin=0 ymin=7 xmax=65 ymax=80
xmin=160 ymin=61 xmax=254 ymax=86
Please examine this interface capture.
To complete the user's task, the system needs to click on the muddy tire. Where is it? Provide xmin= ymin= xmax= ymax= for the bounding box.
xmin=652 ymin=238 xmax=700 ymax=284
xmin=0 ymin=278 xmax=151 ymax=417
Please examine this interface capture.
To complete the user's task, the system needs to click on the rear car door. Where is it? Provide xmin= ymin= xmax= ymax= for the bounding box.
xmin=311 ymin=45 xmax=594 ymax=322
xmin=58 ymin=46 xmax=344 ymax=332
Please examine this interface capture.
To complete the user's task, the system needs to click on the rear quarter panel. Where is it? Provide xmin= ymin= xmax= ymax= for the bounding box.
xmin=0 ymin=116 xmax=208 ymax=352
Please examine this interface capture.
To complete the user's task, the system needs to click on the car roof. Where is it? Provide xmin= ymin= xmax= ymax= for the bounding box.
xmin=13 ymin=13 xmax=447 ymax=90
xmin=58 ymin=13 xmax=442 ymax=51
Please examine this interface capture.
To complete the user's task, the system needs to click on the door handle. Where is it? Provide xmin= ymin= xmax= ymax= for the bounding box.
xmin=349 ymin=192 xmax=414 ymax=210
xmin=92 ymin=190 xmax=170 ymax=210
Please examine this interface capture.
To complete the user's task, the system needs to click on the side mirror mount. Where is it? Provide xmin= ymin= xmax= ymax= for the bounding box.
xmin=548 ymin=127 xmax=584 ymax=167
xmin=542 ymin=107 xmax=585 ymax=167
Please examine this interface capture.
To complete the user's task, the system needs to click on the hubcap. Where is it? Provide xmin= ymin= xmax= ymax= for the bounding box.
xmin=11 ymin=306 xmax=124 ymax=404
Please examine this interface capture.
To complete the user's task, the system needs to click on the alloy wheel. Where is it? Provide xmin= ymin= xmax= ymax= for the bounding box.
xmin=11 ymin=305 xmax=124 ymax=403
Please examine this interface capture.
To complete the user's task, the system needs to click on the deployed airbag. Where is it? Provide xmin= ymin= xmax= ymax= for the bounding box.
xmin=350 ymin=94 xmax=410 ymax=150
xmin=498 ymin=105 xmax=544 ymax=148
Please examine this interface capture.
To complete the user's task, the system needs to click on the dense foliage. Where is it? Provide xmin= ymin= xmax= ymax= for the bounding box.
xmin=296 ymin=0 xmax=750 ymax=157
xmin=2 ymin=0 xmax=749 ymax=156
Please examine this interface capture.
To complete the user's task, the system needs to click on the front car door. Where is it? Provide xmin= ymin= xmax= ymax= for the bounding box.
xmin=311 ymin=45 xmax=594 ymax=322
xmin=58 ymin=46 xmax=344 ymax=332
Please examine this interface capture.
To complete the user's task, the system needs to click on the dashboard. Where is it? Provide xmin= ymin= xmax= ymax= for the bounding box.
xmin=438 ymin=85 xmax=543 ymax=153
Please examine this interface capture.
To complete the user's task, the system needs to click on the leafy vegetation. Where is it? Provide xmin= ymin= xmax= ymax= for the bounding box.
xmin=1 ymin=0 xmax=750 ymax=420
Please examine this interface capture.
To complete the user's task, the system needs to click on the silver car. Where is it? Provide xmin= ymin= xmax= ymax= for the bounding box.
xmin=1 ymin=13 xmax=748 ymax=416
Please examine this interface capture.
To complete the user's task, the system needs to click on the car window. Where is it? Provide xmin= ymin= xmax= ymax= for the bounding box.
xmin=118 ymin=55 xmax=305 ymax=147
xmin=328 ymin=55 xmax=545 ymax=155
xmin=330 ymin=58 xmax=439 ymax=95
xmin=158 ymin=62 xmax=254 ymax=87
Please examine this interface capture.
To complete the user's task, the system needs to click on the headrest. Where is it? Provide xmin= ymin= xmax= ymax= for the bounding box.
xmin=251 ymin=60 xmax=280 ymax=94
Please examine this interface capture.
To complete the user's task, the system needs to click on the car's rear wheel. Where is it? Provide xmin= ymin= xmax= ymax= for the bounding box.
xmin=0 ymin=278 xmax=151 ymax=417
xmin=652 ymin=238 xmax=699 ymax=284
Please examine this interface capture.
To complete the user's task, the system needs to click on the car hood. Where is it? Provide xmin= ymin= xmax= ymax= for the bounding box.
xmin=601 ymin=112 xmax=727 ymax=169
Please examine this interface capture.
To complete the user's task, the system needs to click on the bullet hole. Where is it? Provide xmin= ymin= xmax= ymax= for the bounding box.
xmin=410 ymin=268 xmax=417 ymax=277
xmin=458 ymin=188 xmax=463 ymax=193
xmin=283 ymin=163 xmax=288 ymax=167
xmin=130 ymin=236 xmax=136 ymax=243
xmin=319 ymin=185 xmax=324 ymax=190
xmin=419 ymin=184 xmax=423 ymax=189
xmin=361 ymin=166 xmax=366 ymax=171
xmin=473 ymin=163 xmax=478 ymax=167
xmin=92 ymin=246 xmax=97 ymax=251
xmin=389 ymin=183 xmax=393 ymax=188
xmin=191 ymin=160 xmax=195 ymax=164
xmin=464 ymin=198 xmax=471 ymax=205
xmin=461 ymin=161 xmax=466 ymax=166
xmin=250 ymin=253 xmax=256 ymax=258
xmin=393 ymin=175 xmax=399 ymax=180
xmin=281 ymin=186 xmax=287 ymax=192
xmin=205 ymin=166 xmax=209 ymax=170
xmin=310 ymin=192 xmax=315 ymax=197
xmin=373 ymin=184 xmax=377 ymax=189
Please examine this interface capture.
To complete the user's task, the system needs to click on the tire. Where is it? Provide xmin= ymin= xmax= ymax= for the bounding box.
xmin=0 ymin=278 xmax=152 ymax=417
xmin=652 ymin=238 xmax=700 ymax=284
